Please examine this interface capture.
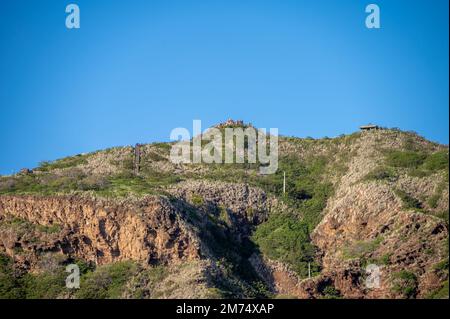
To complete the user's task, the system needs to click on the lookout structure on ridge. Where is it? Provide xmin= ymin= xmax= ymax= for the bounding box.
xmin=215 ymin=119 xmax=248 ymax=129
xmin=360 ymin=124 xmax=379 ymax=131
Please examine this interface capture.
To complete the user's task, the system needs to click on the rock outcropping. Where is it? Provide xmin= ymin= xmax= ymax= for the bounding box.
xmin=0 ymin=195 xmax=200 ymax=269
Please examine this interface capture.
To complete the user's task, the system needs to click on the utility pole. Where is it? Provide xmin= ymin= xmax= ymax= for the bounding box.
xmin=308 ymin=262 xmax=311 ymax=279
xmin=283 ymin=171 xmax=286 ymax=195
xmin=134 ymin=143 xmax=141 ymax=176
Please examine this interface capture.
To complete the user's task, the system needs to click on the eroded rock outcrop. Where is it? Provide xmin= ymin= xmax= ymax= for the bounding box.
xmin=0 ymin=195 xmax=200 ymax=269
xmin=309 ymin=133 xmax=449 ymax=298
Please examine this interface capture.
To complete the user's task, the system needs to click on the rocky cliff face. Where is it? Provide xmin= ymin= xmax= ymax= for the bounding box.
xmin=309 ymin=132 xmax=448 ymax=298
xmin=0 ymin=195 xmax=200 ymax=268
xmin=0 ymin=128 xmax=448 ymax=299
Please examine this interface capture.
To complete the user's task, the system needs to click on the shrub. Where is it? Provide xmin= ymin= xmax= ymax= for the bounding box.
xmin=433 ymin=259 xmax=449 ymax=273
xmin=3 ymin=257 xmax=145 ymax=299
xmin=121 ymin=158 xmax=135 ymax=171
xmin=435 ymin=210 xmax=449 ymax=223
xmin=77 ymin=175 xmax=110 ymax=191
xmin=0 ymin=177 xmax=17 ymax=193
xmin=386 ymin=151 xmax=426 ymax=168
xmin=0 ymin=167 xmax=90 ymax=195
xmin=428 ymin=194 xmax=440 ymax=208
xmin=322 ymin=285 xmax=341 ymax=299
xmin=0 ymin=217 xmax=34 ymax=236
xmin=380 ymin=253 xmax=392 ymax=265
xmin=74 ymin=260 xmax=96 ymax=275
xmin=76 ymin=261 xmax=138 ymax=299
xmin=385 ymin=150 xmax=448 ymax=177
xmin=403 ymin=136 xmax=420 ymax=151
xmin=129 ymin=265 xmax=168 ymax=298
xmin=20 ymin=270 xmax=67 ymax=299
xmin=37 ymin=223 xmax=62 ymax=234
xmin=392 ymin=270 xmax=418 ymax=299
xmin=299 ymin=182 xmax=333 ymax=231
xmin=427 ymin=280 xmax=449 ymax=299
xmin=152 ymin=142 xmax=171 ymax=151
xmin=394 ymin=189 xmax=422 ymax=210
xmin=145 ymin=151 xmax=166 ymax=162
xmin=0 ymin=254 xmax=25 ymax=298
xmin=422 ymin=151 xmax=449 ymax=171
xmin=37 ymin=155 xmax=88 ymax=171
xmin=218 ymin=206 xmax=232 ymax=226
xmin=0 ymin=252 xmax=67 ymax=299
xmin=191 ymin=194 xmax=204 ymax=206
xmin=97 ymin=172 xmax=181 ymax=197
xmin=0 ymin=216 xmax=61 ymax=236
xmin=427 ymin=179 xmax=447 ymax=209
xmin=342 ymin=237 xmax=384 ymax=259
xmin=364 ymin=167 xmax=396 ymax=181
xmin=408 ymin=169 xmax=429 ymax=177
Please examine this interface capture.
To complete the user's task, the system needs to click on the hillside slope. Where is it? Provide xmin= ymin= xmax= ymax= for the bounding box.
xmin=0 ymin=126 xmax=448 ymax=299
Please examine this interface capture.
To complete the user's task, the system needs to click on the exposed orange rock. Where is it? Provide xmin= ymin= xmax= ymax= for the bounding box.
xmin=0 ymin=195 xmax=200 ymax=269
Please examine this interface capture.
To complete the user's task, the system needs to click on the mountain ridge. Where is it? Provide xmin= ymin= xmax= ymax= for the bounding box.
xmin=0 ymin=126 xmax=448 ymax=299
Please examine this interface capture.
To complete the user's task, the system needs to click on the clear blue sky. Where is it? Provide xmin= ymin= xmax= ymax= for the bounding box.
xmin=0 ymin=0 xmax=448 ymax=174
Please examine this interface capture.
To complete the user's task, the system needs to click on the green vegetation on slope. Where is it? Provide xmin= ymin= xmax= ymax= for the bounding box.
xmin=392 ymin=270 xmax=418 ymax=299
xmin=0 ymin=254 xmax=24 ymax=298
xmin=384 ymin=149 xmax=448 ymax=177
xmin=427 ymin=280 xmax=449 ymax=299
xmin=385 ymin=151 xmax=427 ymax=168
xmin=75 ymin=261 xmax=139 ymax=299
xmin=37 ymin=154 xmax=90 ymax=171
xmin=427 ymin=259 xmax=449 ymax=299
xmin=423 ymin=151 xmax=449 ymax=171
xmin=342 ymin=236 xmax=384 ymax=260
xmin=0 ymin=253 xmax=169 ymax=299
xmin=0 ymin=253 xmax=68 ymax=299
xmin=251 ymin=155 xmax=337 ymax=278
xmin=0 ymin=169 xmax=109 ymax=195
xmin=252 ymin=155 xmax=335 ymax=231
xmin=364 ymin=166 xmax=397 ymax=182
xmin=252 ymin=214 xmax=320 ymax=278
xmin=95 ymin=172 xmax=181 ymax=198
xmin=363 ymin=147 xmax=448 ymax=224
xmin=0 ymin=169 xmax=181 ymax=198
xmin=394 ymin=189 xmax=423 ymax=211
